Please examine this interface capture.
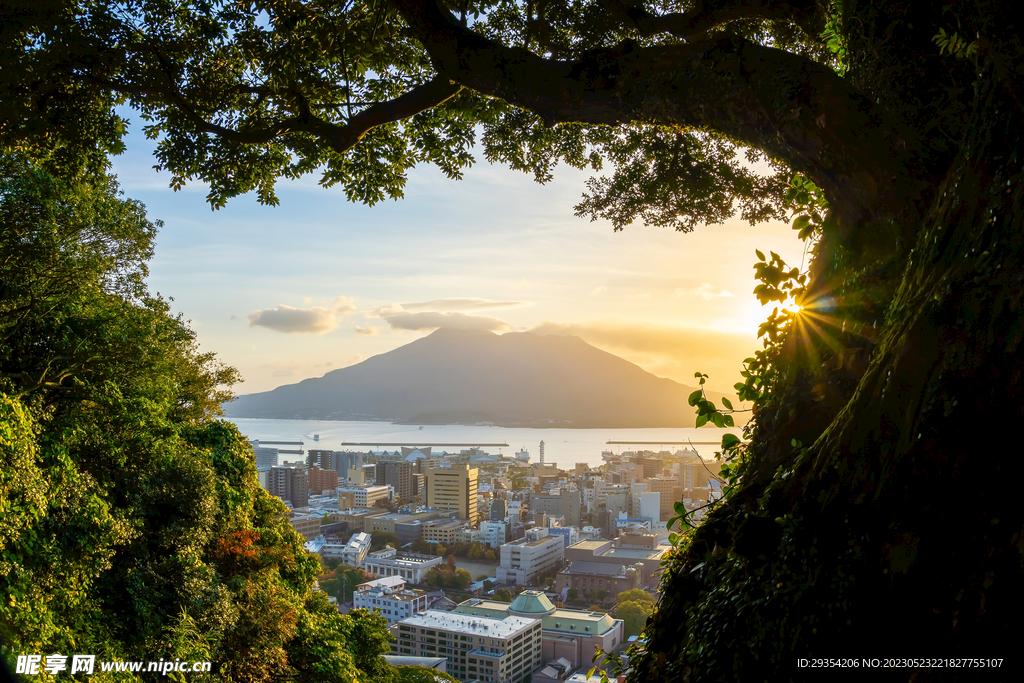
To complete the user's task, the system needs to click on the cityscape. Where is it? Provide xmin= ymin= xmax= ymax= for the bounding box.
xmin=252 ymin=437 xmax=724 ymax=683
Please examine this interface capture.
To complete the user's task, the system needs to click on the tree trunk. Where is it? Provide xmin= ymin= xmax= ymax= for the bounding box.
xmin=637 ymin=62 xmax=1024 ymax=683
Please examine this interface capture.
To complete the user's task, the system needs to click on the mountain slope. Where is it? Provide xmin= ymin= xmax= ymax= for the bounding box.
xmin=224 ymin=328 xmax=741 ymax=428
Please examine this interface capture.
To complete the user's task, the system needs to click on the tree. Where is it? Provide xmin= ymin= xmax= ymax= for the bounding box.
xmin=452 ymin=568 xmax=473 ymax=590
xmin=371 ymin=530 xmax=400 ymax=551
xmin=7 ymin=1 xmax=1024 ymax=680
xmin=616 ymin=600 xmax=654 ymax=639
xmin=435 ymin=544 xmax=447 ymax=557
xmin=567 ymin=588 xmax=579 ymax=602
xmin=484 ymin=549 xmax=497 ymax=562
xmin=0 ymin=158 xmax=396 ymax=682
xmin=593 ymin=590 xmax=609 ymax=603
xmin=483 ymin=580 xmax=495 ymax=591
xmin=493 ymin=588 xmax=513 ymax=603
xmin=467 ymin=541 xmax=485 ymax=560
xmin=615 ymin=589 xmax=654 ymax=606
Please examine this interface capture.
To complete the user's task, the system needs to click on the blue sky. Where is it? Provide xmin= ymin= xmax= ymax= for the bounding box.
xmin=110 ymin=116 xmax=806 ymax=396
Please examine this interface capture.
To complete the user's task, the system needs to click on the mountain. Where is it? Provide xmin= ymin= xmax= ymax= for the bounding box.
xmin=223 ymin=328 xmax=743 ymax=428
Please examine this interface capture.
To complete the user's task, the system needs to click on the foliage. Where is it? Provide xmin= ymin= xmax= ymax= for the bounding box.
xmin=371 ymin=530 xmax=400 ymax=550
xmin=493 ymin=588 xmax=513 ymax=603
xmin=317 ymin=564 xmax=370 ymax=603
xmin=0 ymin=158 xmax=396 ymax=681
xmin=615 ymin=601 xmax=654 ymax=639
xmin=614 ymin=589 xmax=653 ymax=606
xmin=424 ymin=565 xmax=472 ymax=590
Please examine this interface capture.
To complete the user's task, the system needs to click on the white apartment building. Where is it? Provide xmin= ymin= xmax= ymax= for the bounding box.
xmin=391 ymin=610 xmax=543 ymax=683
xmin=353 ymin=576 xmax=428 ymax=625
xmin=365 ymin=547 xmax=444 ymax=584
xmin=494 ymin=527 xmax=565 ymax=586
xmin=319 ymin=531 xmax=372 ymax=568
xmin=480 ymin=521 xmax=507 ymax=549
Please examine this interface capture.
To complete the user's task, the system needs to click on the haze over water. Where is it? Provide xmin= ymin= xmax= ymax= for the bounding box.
xmin=226 ymin=418 xmax=743 ymax=470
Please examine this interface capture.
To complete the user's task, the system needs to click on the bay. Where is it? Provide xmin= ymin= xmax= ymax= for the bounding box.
xmin=224 ymin=418 xmax=743 ymax=470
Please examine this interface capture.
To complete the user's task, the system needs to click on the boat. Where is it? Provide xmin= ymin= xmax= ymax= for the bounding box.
xmin=313 ymin=433 xmax=319 ymax=441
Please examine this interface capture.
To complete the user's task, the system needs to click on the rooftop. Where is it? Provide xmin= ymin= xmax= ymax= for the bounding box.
xmin=398 ymin=610 xmax=539 ymax=639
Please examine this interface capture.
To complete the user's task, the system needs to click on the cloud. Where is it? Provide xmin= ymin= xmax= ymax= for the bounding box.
xmin=247 ymin=296 xmax=358 ymax=334
xmin=591 ymin=286 xmax=607 ymax=295
xmin=529 ymin=320 xmax=757 ymax=391
xmin=333 ymin=296 xmax=357 ymax=315
xmin=247 ymin=305 xmax=338 ymax=334
xmin=385 ymin=311 xmax=511 ymax=332
xmin=354 ymin=325 xmax=380 ymax=335
xmin=675 ymin=283 xmax=735 ymax=300
xmin=397 ymin=298 xmax=527 ymax=313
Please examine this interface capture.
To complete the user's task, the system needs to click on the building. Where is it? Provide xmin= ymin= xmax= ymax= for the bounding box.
xmin=480 ymin=521 xmax=508 ymax=549
xmin=391 ymin=609 xmax=543 ymax=683
xmin=454 ymin=590 xmax=624 ymax=670
xmin=329 ymin=451 xmax=365 ymax=485
xmin=317 ymin=531 xmax=372 ymax=567
xmin=644 ymin=478 xmax=683 ymax=521
xmin=307 ymin=449 xmax=334 ymax=469
xmin=489 ymin=498 xmax=507 ymax=521
xmin=495 ymin=527 xmax=565 ymax=586
xmin=426 ymin=464 xmax=479 ymax=526
xmin=365 ymin=547 xmax=444 ymax=584
xmin=330 ymin=507 xmax=386 ymax=533
xmin=531 ymin=488 xmax=582 ymax=527
xmin=563 ymin=539 xmax=667 ymax=588
xmin=635 ymin=456 xmax=664 ymax=479
xmin=376 ymin=461 xmax=415 ymax=501
xmin=268 ymin=466 xmax=309 ymax=507
xmin=251 ymin=442 xmax=279 ymax=468
xmin=337 ymin=484 xmax=391 ymax=508
xmin=555 ymin=561 xmax=643 ymax=597
xmin=289 ymin=512 xmax=322 ymax=540
xmin=546 ymin=526 xmax=579 ymax=549
xmin=307 ymin=465 xmax=339 ymax=495
xmin=353 ymin=576 xmax=429 ymax=625
xmin=422 ymin=519 xmax=467 ymax=545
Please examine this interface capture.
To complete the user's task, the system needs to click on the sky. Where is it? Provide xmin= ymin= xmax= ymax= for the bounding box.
xmin=110 ymin=117 xmax=807 ymax=397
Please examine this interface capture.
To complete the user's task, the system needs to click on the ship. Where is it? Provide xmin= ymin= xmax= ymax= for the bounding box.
xmin=313 ymin=433 xmax=319 ymax=441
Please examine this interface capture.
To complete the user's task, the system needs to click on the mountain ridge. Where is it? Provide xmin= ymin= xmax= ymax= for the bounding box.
xmin=224 ymin=328 xmax=742 ymax=428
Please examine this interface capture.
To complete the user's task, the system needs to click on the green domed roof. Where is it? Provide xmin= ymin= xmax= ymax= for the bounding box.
xmin=507 ymin=590 xmax=556 ymax=617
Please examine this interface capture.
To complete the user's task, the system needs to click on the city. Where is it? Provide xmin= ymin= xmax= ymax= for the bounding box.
xmin=252 ymin=439 xmax=724 ymax=683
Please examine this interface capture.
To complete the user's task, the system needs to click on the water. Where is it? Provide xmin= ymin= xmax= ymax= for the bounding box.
xmin=224 ymin=418 xmax=742 ymax=469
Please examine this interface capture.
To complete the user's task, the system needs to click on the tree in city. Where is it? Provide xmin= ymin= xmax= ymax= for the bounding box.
xmin=484 ymin=550 xmax=497 ymax=562
xmin=616 ymin=600 xmax=654 ymax=639
xmin=615 ymin=589 xmax=654 ymax=607
xmin=6 ymin=0 xmax=1024 ymax=679
xmin=493 ymin=588 xmax=513 ymax=603
xmin=371 ymin=530 xmax=400 ymax=550
xmin=567 ymin=588 xmax=579 ymax=602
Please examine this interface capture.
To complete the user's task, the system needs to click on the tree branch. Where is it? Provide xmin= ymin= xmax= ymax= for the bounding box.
xmin=392 ymin=0 xmax=929 ymax=249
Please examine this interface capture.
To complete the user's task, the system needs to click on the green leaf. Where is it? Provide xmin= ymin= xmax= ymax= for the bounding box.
xmin=722 ymin=433 xmax=741 ymax=450
xmin=688 ymin=389 xmax=702 ymax=406
xmin=695 ymin=414 xmax=708 ymax=428
xmin=721 ymin=397 xmax=733 ymax=410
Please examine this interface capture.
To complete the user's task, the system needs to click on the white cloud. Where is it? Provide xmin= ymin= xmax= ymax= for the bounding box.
xmin=591 ymin=286 xmax=607 ymax=295
xmin=247 ymin=305 xmax=338 ymax=334
xmin=385 ymin=311 xmax=510 ymax=332
xmin=333 ymin=296 xmax=357 ymax=315
xmin=675 ymin=283 xmax=735 ymax=300
xmin=354 ymin=325 xmax=380 ymax=335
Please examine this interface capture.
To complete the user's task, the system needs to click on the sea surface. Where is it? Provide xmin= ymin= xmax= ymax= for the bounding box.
xmin=224 ymin=418 xmax=743 ymax=469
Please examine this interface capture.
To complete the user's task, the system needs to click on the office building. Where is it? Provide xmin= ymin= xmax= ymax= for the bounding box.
xmin=319 ymin=531 xmax=372 ymax=568
xmin=422 ymin=519 xmax=466 ymax=545
xmin=454 ymin=590 xmax=624 ymax=669
xmin=495 ymin=527 xmax=565 ymax=586
xmin=307 ymin=449 xmax=334 ymax=469
xmin=267 ymin=466 xmax=309 ymax=507
xmin=365 ymin=547 xmax=444 ymax=584
xmin=531 ymin=488 xmax=582 ymax=527
xmin=426 ymin=464 xmax=479 ymax=526
xmin=337 ymin=484 xmax=391 ymax=508
xmin=563 ymin=539 xmax=667 ymax=588
xmin=288 ymin=513 xmax=322 ymax=540
xmin=555 ymin=561 xmax=643 ymax=598
xmin=354 ymin=576 xmax=429 ymax=625
xmin=391 ymin=610 xmax=543 ymax=683
xmin=376 ymin=461 xmax=415 ymax=501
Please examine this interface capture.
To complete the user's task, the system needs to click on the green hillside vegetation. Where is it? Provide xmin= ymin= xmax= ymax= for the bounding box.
xmin=0 ymin=156 xmax=394 ymax=682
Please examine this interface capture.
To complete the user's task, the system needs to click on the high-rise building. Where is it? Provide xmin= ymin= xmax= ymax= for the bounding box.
xmin=635 ymin=456 xmax=664 ymax=479
xmin=425 ymin=464 xmax=479 ymax=525
xmin=376 ymin=461 xmax=414 ymax=501
xmin=531 ymin=487 xmax=582 ymax=527
xmin=267 ymin=466 xmax=309 ymax=507
xmin=539 ymin=440 xmax=545 ymax=466
xmin=308 ymin=465 xmax=339 ymax=495
xmin=329 ymin=451 xmax=364 ymax=484
xmin=251 ymin=441 xmax=279 ymax=468
xmin=307 ymin=449 xmax=334 ymax=469
xmin=489 ymin=498 xmax=507 ymax=521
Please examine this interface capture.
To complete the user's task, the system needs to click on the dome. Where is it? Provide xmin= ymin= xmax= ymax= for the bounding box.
xmin=507 ymin=590 xmax=556 ymax=617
